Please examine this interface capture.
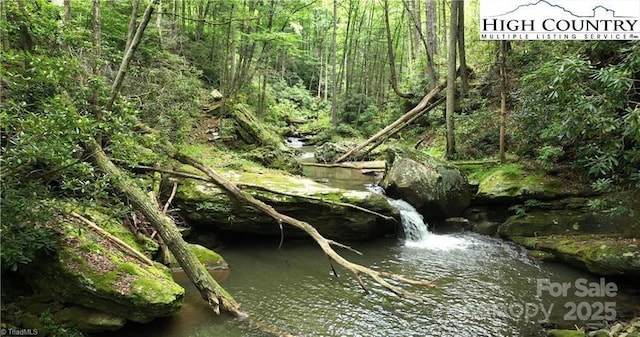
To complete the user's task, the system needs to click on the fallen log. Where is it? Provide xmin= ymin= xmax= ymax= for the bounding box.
xmin=333 ymin=83 xmax=445 ymax=163
xmin=85 ymin=139 xmax=245 ymax=318
xmin=300 ymin=161 xmax=386 ymax=170
xmin=364 ymin=96 xmax=445 ymax=159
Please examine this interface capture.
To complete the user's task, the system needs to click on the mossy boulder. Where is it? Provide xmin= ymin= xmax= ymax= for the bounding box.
xmin=162 ymin=168 xmax=399 ymax=241
xmin=499 ymin=191 xmax=640 ymax=276
xmin=476 ymin=168 xmax=589 ymax=204
xmin=167 ymin=244 xmax=230 ymax=283
xmin=380 ymin=146 xmax=471 ymax=220
xmin=22 ymin=212 xmax=184 ymax=324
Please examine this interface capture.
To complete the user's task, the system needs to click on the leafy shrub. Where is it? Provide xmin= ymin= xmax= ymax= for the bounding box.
xmin=513 ymin=41 xmax=639 ymax=182
xmin=0 ymin=187 xmax=60 ymax=272
xmin=538 ymin=145 xmax=564 ymax=168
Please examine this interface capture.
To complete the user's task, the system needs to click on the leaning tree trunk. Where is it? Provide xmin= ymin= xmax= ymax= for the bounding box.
xmin=333 ymin=82 xmax=445 ymax=163
xmin=85 ymin=139 xmax=245 ymax=317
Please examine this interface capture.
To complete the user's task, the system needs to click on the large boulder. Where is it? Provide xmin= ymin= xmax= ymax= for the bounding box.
xmin=22 ymin=211 xmax=185 ymax=324
xmin=498 ymin=191 xmax=640 ymax=276
xmin=380 ymin=146 xmax=471 ymax=221
xmin=163 ymin=168 xmax=399 ymax=241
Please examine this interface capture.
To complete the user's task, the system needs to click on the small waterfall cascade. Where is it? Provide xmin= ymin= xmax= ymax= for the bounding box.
xmin=366 ymin=184 xmax=429 ymax=243
xmin=367 ymin=184 xmax=468 ymax=249
xmin=387 ymin=198 xmax=430 ymax=243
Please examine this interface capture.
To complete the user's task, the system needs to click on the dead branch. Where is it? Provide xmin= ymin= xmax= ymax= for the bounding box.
xmin=71 ymin=211 xmax=155 ymax=266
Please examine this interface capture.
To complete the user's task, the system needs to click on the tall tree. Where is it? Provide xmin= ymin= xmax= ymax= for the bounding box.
xmin=124 ymin=0 xmax=140 ymax=52
xmin=383 ymin=0 xmax=413 ymax=99
xmin=445 ymin=0 xmax=458 ymax=158
xmin=331 ymin=0 xmax=338 ymax=129
xmin=457 ymin=1 xmax=468 ymax=94
xmin=404 ymin=0 xmax=437 ymax=90
xmin=499 ymin=40 xmax=508 ymax=163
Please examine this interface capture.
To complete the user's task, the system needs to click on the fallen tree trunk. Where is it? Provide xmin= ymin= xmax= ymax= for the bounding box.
xmin=85 ymin=139 xmax=245 ymax=318
xmin=299 ymin=161 xmax=386 ymax=169
xmin=333 ymin=82 xmax=446 ymax=163
xmin=363 ymin=96 xmax=445 ymax=159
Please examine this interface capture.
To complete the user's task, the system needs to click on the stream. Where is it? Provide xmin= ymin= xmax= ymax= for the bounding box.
xmin=99 ymin=139 xmax=638 ymax=336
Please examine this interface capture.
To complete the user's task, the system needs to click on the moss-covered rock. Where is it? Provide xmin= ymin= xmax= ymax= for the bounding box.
xmin=476 ymin=170 xmax=566 ymax=203
xmin=22 ymin=212 xmax=184 ymax=324
xmin=499 ymin=191 xmax=640 ymax=276
xmin=162 ymin=167 xmax=399 ymax=241
xmin=380 ymin=145 xmax=471 ymax=220
xmin=511 ymin=234 xmax=640 ymax=276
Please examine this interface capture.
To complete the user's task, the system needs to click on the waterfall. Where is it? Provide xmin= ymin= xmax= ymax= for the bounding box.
xmin=387 ymin=198 xmax=430 ymax=243
xmin=367 ymin=184 xmax=468 ymax=249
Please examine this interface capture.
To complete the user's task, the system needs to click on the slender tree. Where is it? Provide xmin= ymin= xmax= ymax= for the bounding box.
xmin=124 ymin=0 xmax=140 ymax=53
xmin=383 ymin=0 xmax=413 ymax=98
xmin=63 ymin=0 xmax=71 ymax=22
xmin=445 ymin=0 xmax=458 ymax=158
xmin=458 ymin=1 xmax=468 ymax=94
xmin=331 ymin=0 xmax=338 ymax=129
xmin=499 ymin=40 xmax=508 ymax=163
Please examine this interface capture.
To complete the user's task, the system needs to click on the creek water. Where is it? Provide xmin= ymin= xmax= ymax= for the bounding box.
xmin=100 ymin=140 xmax=638 ymax=336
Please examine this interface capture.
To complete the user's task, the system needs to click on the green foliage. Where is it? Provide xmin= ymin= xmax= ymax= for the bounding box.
xmin=538 ymin=145 xmax=564 ymax=169
xmin=514 ymin=41 xmax=640 ymax=182
xmin=591 ymin=178 xmax=615 ymax=193
xmin=0 ymin=187 xmax=59 ymax=272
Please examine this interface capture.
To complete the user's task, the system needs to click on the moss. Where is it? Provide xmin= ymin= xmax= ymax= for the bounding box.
xmin=187 ymin=244 xmax=228 ymax=269
xmin=79 ymin=206 xmax=158 ymax=258
xmin=466 ymin=163 xmax=525 ymax=185
xmin=546 ymin=329 xmax=585 ymax=337
xmin=130 ymin=277 xmax=184 ymax=307
xmin=510 ymin=234 xmax=640 ymax=276
xmin=118 ymin=262 xmax=142 ymax=276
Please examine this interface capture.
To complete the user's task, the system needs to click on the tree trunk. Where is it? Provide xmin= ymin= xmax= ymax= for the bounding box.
xmin=107 ymin=0 xmax=156 ymax=112
xmin=499 ymin=40 xmax=508 ymax=163
xmin=457 ymin=1 xmax=468 ymax=94
xmin=383 ymin=0 xmax=413 ymax=99
xmin=85 ymin=140 xmax=244 ymax=317
xmin=92 ymin=0 xmax=102 ymax=143
xmin=63 ymin=0 xmax=71 ymax=22
xmin=404 ymin=0 xmax=436 ymax=90
xmin=363 ymin=96 xmax=445 ymax=158
xmin=331 ymin=0 xmax=338 ymax=129
xmin=445 ymin=0 xmax=458 ymax=159
xmin=124 ymin=0 xmax=140 ymax=53
xmin=156 ymin=0 xmax=163 ymax=50
xmin=334 ymin=82 xmax=446 ymax=163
